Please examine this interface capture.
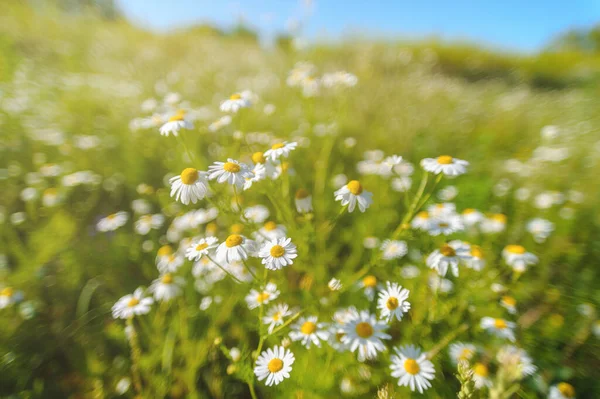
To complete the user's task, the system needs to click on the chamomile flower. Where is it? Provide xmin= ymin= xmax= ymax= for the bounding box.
xmin=426 ymin=215 xmax=464 ymax=236
xmin=263 ymin=303 xmax=292 ymax=333
xmin=254 ymin=346 xmax=295 ymax=386
xmin=480 ymin=214 xmax=507 ymax=234
xmin=358 ymin=275 xmax=379 ymax=300
xmin=472 ymin=363 xmax=492 ymax=389
xmin=111 ymin=288 xmax=153 ymax=319
xmin=134 ymin=214 xmax=165 ymax=235
xmin=215 ymin=234 xmax=255 ymax=264
xmin=243 ymin=162 xmax=266 ymax=191
xmin=0 ymin=287 xmax=22 ymax=309
xmin=149 ymin=273 xmax=184 ymax=302
xmin=549 ymin=383 xmax=576 ymax=399
xmin=421 ymin=155 xmax=469 ymax=176
xmin=462 ymin=208 xmax=485 ymax=226
xmin=289 ymin=316 xmax=329 ymax=348
xmin=411 ymin=211 xmax=431 ymax=230
xmin=208 ymin=159 xmax=253 ymax=188
xmin=500 ymin=296 xmax=517 ymax=314
xmin=185 ymin=236 xmax=219 ymax=261
xmin=427 ymin=242 xmax=466 ymax=277
xmin=294 ymin=189 xmax=313 ymax=213
xmin=243 ymin=205 xmax=270 ymax=224
xmin=526 ymin=218 xmax=554 ymax=243
xmin=502 ymin=245 xmax=538 ymax=273
xmin=220 ymin=92 xmax=252 ymax=113
xmin=377 ymin=282 xmax=411 ymax=322
xmin=159 ymin=111 xmax=193 ymax=136
xmin=496 ymin=345 xmax=536 ymax=377
xmin=97 ymin=211 xmax=128 ymax=232
xmin=334 ymin=180 xmax=373 ymax=213
xmin=449 ymin=343 xmax=477 ymax=365
xmin=328 ymin=278 xmax=343 ymax=291
xmin=480 ymin=317 xmax=516 ymax=342
xmin=245 ymin=283 xmax=280 ymax=309
xmin=341 ymin=311 xmax=391 ymax=361
xmin=390 ymin=345 xmax=436 ymax=393
xmin=169 ymin=168 xmax=209 ymax=205
xmin=380 ymin=239 xmax=408 ymax=260
xmin=255 ymin=221 xmax=287 ymax=242
xmin=465 ymin=244 xmax=486 ymax=271
xmin=428 ymin=203 xmax=457 ymax=218
xmin=263 ymin=141 xmax=298 ymax=162
xmin=258 ymin=237 xmax=298 ymax=270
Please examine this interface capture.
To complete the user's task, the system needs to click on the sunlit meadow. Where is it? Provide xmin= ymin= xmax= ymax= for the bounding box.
xmin=1 ymin=3 xmax=600 ymax=399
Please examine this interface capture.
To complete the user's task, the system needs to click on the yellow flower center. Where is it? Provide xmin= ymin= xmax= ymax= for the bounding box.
xmin=107 ymin=214 xmax=116 ymax=220
xmin=180 ymin=168 xmax=198 ymax=185
xmin=267 ymin=358 xmax=284 ymax=373
xmin=271 ymin=143 xmax=285 ymax=150
xmin=470 ymin=245 xmax=484 ymax=258
xmin=346 ymin=180 xmax=363 ymax=195
xmin=355 ymin=322 xmax=374 ymax=338
xmin=256 ymin=292 xmax=270 ymax=303
xmin=169 ymin=114 xmax=185 ymax=122
xmin=491 ymin=214 xmax=507 ymax=223
xmin=502 ymin=296 xmax=516 ymax=307
xmin=252 ymin=152 xmax=266 ymax=164
xmin=158 ymin=245 xmax=172 ymax=257
xmin=127 ymin=298 xmax=140 ymax=307
xmin=263 ymin=221 xmax=277 ymax=231
xmin=473 ymin=363 xmax=489 ymax=377
xmin=386 ymin=297 xmax=399 ymax=310
xmin=459 ymin=348 xmax=474 ymax=360
xmin=1 ymin=287 xmax=13 ymax=297
xmin=557 ymin=382 xmax=575 ymax=397
xmin=494 ymin=319 xmax=507 ymax=329
xmin=196 ymin=243 xmax=209 ymax=251
xmin=404 ymin=359 xmax=420 ymax=375
xmin=270 ymin=245 xmax=285 ymax=258
xmin=363 ymin=275 xmax=377 ymax=288
xmin=295 ymin=188 xmax=310 ymax=199
xmin=440 ymin=244 xmax=456 ymax=257
xmin=223 ymin=162 xmax=241 ymax=173
xmin=206 ymin=222 xmax=218 ymax=234
xmin=506 ymin=245 xmax=526 ymax=254
xmin=437 ymin=155 xmax=454 ymax=164
xmin=161 ymin=274 xmax=173 ymax=284
xmin=230 ymin=93 xmax=242 ymax=100
xmin=272 ymin=312 xmax=281 ymax=321
xmin=230 ymin=223 xmax=244 ymax=234
xmin=300 ymin=321 xmax=317 ymax=335
xmin=416 ymin=211 xmax=429 ymax=219
xmin=463 ymin=208 xmax=476 ymax=214
xmin=225 ymin=234 xmax=243 ymax=247
xmin=44 ymin=188 xmax=57 ymax=196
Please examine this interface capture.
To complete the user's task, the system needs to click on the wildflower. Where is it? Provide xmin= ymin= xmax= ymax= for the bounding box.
xmin=208 ymin=159 xmax=253 ymax=188
xmin=380 ymin=240 xmax=408 ymax=260
xmin=149 ymin=273 xmax=184 ymax=302
xmin=111 ymin=288 xmax=153 ymax=319
xmin=420 ymin=155 xmax=468 ymax=176
xmin=390 ymin=345 xmax=436 ymax=393
xmin=334 ymin=180 xmax=373 ymax=213
xmin=377 ymin=282 xmax=411 ymax=322
xmin=208 ymin=115 xmax=232 ymax=132
xmin=426 ymin=215 xmax=464 ymax=236
xmin=255 ymin=221 xmax=287 ymax=242
xmin=358 ymin=275 xmax=379 ymax=300
xmin=472 ymin=363 xmax=492 ymax=389
xmin=42 ymin=188 xmax=60 ymax=207
xmin=216 ymin=234 xmax=256 ymax=264
xmin=428 ymin=276 xmax=454 ymax=293
xmin=465 ymin=244 xmax=486 ymax=271
xmin=428 ymin=203 xmax=457 ymax=218
xmin=134 ymin=214 xmax=165 ymax=235
xmin=0 ymin=287 xmax=22 ymax=309
xmin=157 ymin=254 xmax=185 ymax=274
xmin=448 ymin=343 xmax=477 ymax=365
xmin=185 ymin=236 xmax=219 ymax=261
xmin=341 ymin=310 xmax=391 ymax=361
xmin=480 ymin=317 xmax=516 ymax=342
xmin=263 ymin=141 xmax=298 ymax=162
xmin=220 ymin=92 xmax=252 ymax=113
xmin=496 ymin=345 xmax=536 ymax=377
xmin=549 ymin=383 xmax=576 ymax=399
xmin=502 ymin=245 xmax=538 ymax=272
xmin=481 ymin=213 xmax=507 ymax=234
xmin=427 ymin=242 xmax=466 ymax=277
xmin=97 ymin=211 xmax=128 ymax=232
xmin=259 ymin=237 xmax=298 ymax=270
xmin=294 ymin=189 xmax=313 ymax=213
xmin=526 ymin=218 xmax=554 ymax=243
xmin=500 ymin=296 xmax=517 ymax=314
xmin=159 ymin=111 xmax=193 ymax=136
xmin=254 ymin=346 xmax=295 ymax=386
xmin=263 ymin=303 xmax=292 ymax=333
xmin=245 ymin=283 xmax=280 ymax=309
xmin=411 ymin=211 xmax=430 ymax=230
xmin=289 ymin=316 xmax=329 ymax=348
xmin=462 ymin=208 xmax=484 ymax=226
xmin=328 ymin=278 xmax=343 ymax=291
xmin=243 ymin=205 xmax=270 ymax=223
xmin=243 ymin=162 xmax=266 ymax=191
xmin=169 ymin=168 xmax=209 ymax=205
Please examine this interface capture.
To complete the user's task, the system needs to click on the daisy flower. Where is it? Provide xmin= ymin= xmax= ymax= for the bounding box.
xmin=526 ymin=218 xmax=554 ymax=243
xmin=448 ymin=342 xmax=477 ymax=365
xmin=426 ymin=242 xmax=467 ymax=277
xmin=480 ymin=317 xmax=516 ymax=342
xmin=185 ymin=236 xmax=219 ymax=261
xmin=155 ymin=245 xmax=174 ymax=264
xmin=500 ymin=296 xmax=517 ymax=314
xmin=215 ymin=234 xmax=256 ymax=264
xmin=149 ymin=273 xmax=184 ymax=302
xmin=97 ymin=211 xmax=128 ymax=232
xmin=289 ymin=316 xmax=329 ymax=348
xmin=462 ymin=208 xmax=485 ymax=226
xmin=294 ymin=189 xmax=313 ymax=213
xmin=472 ymin=363 xmax=492 ymax=389
xmin=334 ymin=180 xmax=373 ymax=213
xmin=428 ymin=203 xmax=457 ymax=218
xmin=263 ymin=303 xmax=292 ymax=334
xmin=420 ymin=155 xmax=469 ymax=176
xmin=377 ymin=282 xmax=411 ymax=322
xmin=480 ymin=214 xmax=507 ymax=234
xmin=243 ymin=162 xmax=266 ymax=191
xmin=549 ymin=383 xmax=576 ymax=399
xmin=243 ymin=205 xmax=270 ymax=224
xmin=208 ymin=159 xmax=253 ymax=188
xmin=328 ymin=278 xmax=343 ymax=291
xmin=465 ymin=244 xmax=486 ymax=271
xmin=157 ymin=254 xmax=185 ymax=274
xmin=263 ymin=141 xmax=298 ymax=162
xmin=134 ymin=214 xmax=165 ymax=235
xmin=341 ymin=310 xmax=391 ymax=361
xmin=411 ymin=211 xmax=431 ymax=230
xmin=390 ymin=345 xmax=436 ymax=393
xmin=220 ymin=92 xmax=252 ymax=113
xmin=111 ymin=288 xmax=153 ymax=319
xmin=169 ymin=168 xmax=209 ymax=205
xmin=502 ymin=245 xmax=538 ymax=272
xmin=0 ymin=287 xmax=22 ymax=309
xmin=255 ymin=221 xmax=287 ymax=242
xmin=159 ymin=111 xmax=193 ymax=136
xmin=245 ymin=283 xmax=280 ymax=310
xmin=254 ymin=346 xmax=295 ymax=386
xmin=380 ymin=239 xmax=408 ymax=260
xmin=426 ymin=215 xmax=464 ymax=236
xmin=258 ymin=237 xmax=298 ymax=270
xmin=250 ymin=151 xmax=278 ymax=179
xmin=496 ymin=345 xmax=536 ymax=377
xmin=358 ymin=275 xmax=379 ymax=300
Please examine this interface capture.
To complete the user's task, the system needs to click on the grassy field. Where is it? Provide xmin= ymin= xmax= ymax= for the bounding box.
xmin=1 ymin=3 xmax=600 ymax=398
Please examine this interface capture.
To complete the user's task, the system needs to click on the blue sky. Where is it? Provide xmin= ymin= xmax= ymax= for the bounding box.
xmin=117 ymin=0 xmax=600 ymax=52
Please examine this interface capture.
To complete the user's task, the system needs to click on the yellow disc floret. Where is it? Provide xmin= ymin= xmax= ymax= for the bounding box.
xmin=300 ymin=321 xmax=317 ymax=335
xmin=127 ymin=298 xmax=140 ymax=307
xmin=223 ymin=162 xmax=241 ymax=173
xmin=440 ymin=244 xmax=456 ymax=257
xmin=505 ymin=245 xmax=526 ymax=254
xmin=267 ymin=358 xmax=284 ymax=373
xmin=271 ymin=143 xmax=285 ymax=150
xmin=225 ymin=234 xmax=243 ymax=247
xmin=270 ymin=245 xmax=285 ymax=258
xmin=252 ymin=152 xmax=266 ymax=164
xmin=386 ymin=297 xmax=399 ymax=310
xmin=363 ymin=275 xmax=377 ymax=288
xmin=161 ymin=274 xmax=173 ymax=284
xmin=355 ymin=322 xmax=374 ymax=338
xmin=404 ymin=359 xmax=420 ymax=375
xmin=494 ymin=319 xmax=507 ymax=329
xmin=346 ymin=180 xmax=363 ymax=195
xmin=180 ymin=168 xmax=199 ymax=185
xmin=437 ymin=155 xmax=454 ymax=164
